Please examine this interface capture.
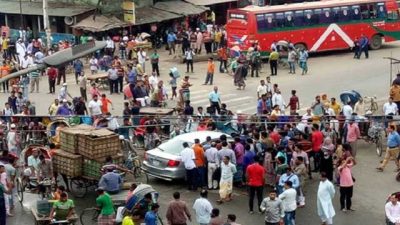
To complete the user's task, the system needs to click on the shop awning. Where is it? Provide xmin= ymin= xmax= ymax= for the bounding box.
xmin=0 ymin=1 xmax=95 ymax=17
xmin=72 ymin=15 xmax=129 ymax=32
xmin=153 ymin=1 xmax=208 ymax=16
xmin=135 ymin=6 xmax=182 ymax=25
xmin=184 ymin=0 xmax=237 ymax=6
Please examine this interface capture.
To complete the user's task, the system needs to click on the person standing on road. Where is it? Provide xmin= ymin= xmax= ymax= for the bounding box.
xmin=29 ymin=67 xmax=40 ymax=93
xmin=246 ymin=155 xmax=265 ymax=214
xmin=150 ymin=49 xmax=160 ymax=77
xmin=279 ymin=181 xmax=297 ymax=225
xmin=358 ymin=34 xmax=369 ymax=59
xmin=377 ymin=125 xmax=400 ymax=171
xmin=209 ymin=86 xmax=221 ymax=115
xmin=73 ymin=59 xmax=83 ymax=84
xmin=204 ymin=57 xmax=215 ymax=85
xmin=88 ymin=95 xmax=103 ymax=118
xmin=96 ymin=187 xmax=115 ymax=225
xmin=287 ymin=90 xmax=300 ymax=115
xmin=272 ymin=89 xmax=286 ymax=114
xmin=385 ymin=194 xmax=400 ymax=225
xmin=107 ymin=65 xmax=119 ymax=95
xmin=137 ymin=48 xmax=148 ymax=73
xmin=167 ymin=31 xmax=177 ymax=56
xmin=0 ymin=167 xmax=12 ymax=225
xmin=346 ymin=119 xmax=360 ymax=158
xmin=260 ymin=189 xmax=285 ymax=225
xmin=298 ymin=48 xmax=308 ymax=75
xmin=338 ymin=156 xmax=355 ymax=212
xmin=193 ymin=139 xmax=206 ymax=189
xmin=205 ymin=142 xmax=219 ymax=190
xmin=78 ymin=72 xmax=88 ymax=102
xmin=269 ymin=50 xmax=279 ymax=76
xmin=217 ymin=156 xmax=237 ymax=204
xmin=166 ymin=192 xmax=192 ymax=225
xmin=311 ymin=124 xmax=324 ymax=172
xmin=185 ymin=48 xmax=195 ymax=73
xmin=317 ymin=172 xmax=336 ymax=225
xmin=217 ymin=46 xmax=228 ymax=73
xmin=287 ymin=47 xmax=297 ymax=74
xmin=193 ymin=190 xmax=213 ymax=225
xmin=181 ymin=142 xmax=197 ymax=191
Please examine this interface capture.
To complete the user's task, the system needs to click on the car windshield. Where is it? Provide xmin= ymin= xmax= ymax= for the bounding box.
xmin=158 ymin=139 xmax=193 ymax=155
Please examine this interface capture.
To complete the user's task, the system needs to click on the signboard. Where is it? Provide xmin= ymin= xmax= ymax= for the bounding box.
xmin=122 ymin=1 xmax=135 ymax=24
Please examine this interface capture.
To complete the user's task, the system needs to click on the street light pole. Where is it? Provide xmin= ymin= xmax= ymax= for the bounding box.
xmin=19 ymin=0 xmax=24 ymax=28
xmin=43 ymin=0 xmax=51 ymax=50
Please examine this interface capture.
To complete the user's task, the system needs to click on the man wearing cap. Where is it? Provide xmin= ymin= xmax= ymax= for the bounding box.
xmin=96 ymin=187 xmax=115 ymax=225
xmin=58 ymin=83 xmax=72 ymax=101
xmin=6 ymin=124 xmax=18 ymax=154
xmin=56 ymin=99 xmax=72 ymax=116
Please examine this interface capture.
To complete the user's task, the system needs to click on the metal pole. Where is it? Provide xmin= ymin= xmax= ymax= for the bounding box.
xmin=19 ymin=0 xmax=23 ymax=28
xmin=43 ymin=0 xmax=51 ymax=50
xmin=390 ymin=51 xmax=393 ymax=88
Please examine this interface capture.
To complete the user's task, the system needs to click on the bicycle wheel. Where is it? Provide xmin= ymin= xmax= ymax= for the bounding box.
xmin=16 ymin=178 xmax=24 ymax=203
xmin=376 ymin=134 xmax=383 ymax=157
xmin=69 ymin=178 xmax=87 ymax=198
xmin=134 ymin=167 xmax=149 ymax=184
xmin=80 ymin=208 xmax=99 ymax=225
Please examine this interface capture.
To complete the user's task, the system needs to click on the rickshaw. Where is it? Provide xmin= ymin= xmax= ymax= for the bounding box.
xmin=47 ymin=118 xmax=70 ymax=147
xmin=16 ymin=145 xmax=52 ymax=204
xmin=276 ymin=40 xmax=290 ymax=68
xmin=79 ymin=184 xmax=162 ymax=225
xmin=340 ymin=90 xmax=385 ymax=156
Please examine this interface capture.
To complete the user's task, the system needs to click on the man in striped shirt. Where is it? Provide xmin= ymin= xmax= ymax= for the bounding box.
xmin=29 ymin=66 xmax=40 ymax=93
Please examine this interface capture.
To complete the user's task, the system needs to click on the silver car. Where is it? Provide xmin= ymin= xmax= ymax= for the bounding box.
xmin=142 ymin=131 xmax=230 ymax=181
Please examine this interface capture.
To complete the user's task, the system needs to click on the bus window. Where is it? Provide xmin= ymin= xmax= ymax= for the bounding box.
xmin=294 ymin=10 xmax=304 ymax=26
xmin=388 ymin=11 xmax=399 ymax=20
xmin=376 ymin=3 xmax=386 ymax=18
xmin=256 ymin=14 xmax=267 ymax=31
xmin=265 ymin=13 xmax=275 ymax=29
xmin=339 ymin=6 xmax=350 ymax=22
xmin=313 ymin=9 xmax=321 ymax=24
xmin=352 ymin=5 xmax=362 ymax=20
xmin=321 ymin=8 xmax=333 ymax=24
xmin=360 ymin=4 xmax=373 ymax=19
xmin=304 ymin=10 xmax=313 ymax=25
xmin=332 ymin=7 xmax=340 ymax=22
xmin=285 ymin=11 xmax=294 ymax=27
xmin=275 ymin=12 xmax=285 ymax=28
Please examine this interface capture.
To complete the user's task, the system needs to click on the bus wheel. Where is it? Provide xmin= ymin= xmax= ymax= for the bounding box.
xmin=294 ymin=43 xmax=307 ymax=51
xmin=370 ymin=34 xmax=382 ymax=50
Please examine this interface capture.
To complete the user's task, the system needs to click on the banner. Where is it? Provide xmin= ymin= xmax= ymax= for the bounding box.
xmin=122 ymin=1 xmax=135 ymax=24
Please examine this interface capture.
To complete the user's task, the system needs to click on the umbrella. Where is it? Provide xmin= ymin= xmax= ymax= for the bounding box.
xmin=277 ymin=40 xmax=288 ymax=46
xmin=339 ymin=90 xmax=362 ymax=104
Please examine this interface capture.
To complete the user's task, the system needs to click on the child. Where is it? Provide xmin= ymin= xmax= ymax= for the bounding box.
xmin=53 ymin=185 xmax=66 ymax=200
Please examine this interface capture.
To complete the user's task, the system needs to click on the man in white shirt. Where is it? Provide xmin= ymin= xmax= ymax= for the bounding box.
xmin=272 ymin=89 xmax=286 ymax=114
xmin=386 ymin=194 xmax=400 ymax=225
xmin=88 ymin=95 xmax=103 ymax=117
xmin=383 ymin=97 xmax=398 ymax=115
xmin=279 ymin=181 xmax=297 ymax=225
xmin=205 ymin=142 xmax=219 ymax=189
xmin=342 ymin=102 xmax=353 ymax=121
xmin=257 ymin=80 xmax=267 ymax=99
xmin=105 ymin=36 xmax=114 ymax=56
xmin=137 ymin=48 xmax=147 ymax=72
xmin=193 ymin=190 xmax=213 ymax=225
xmin=148 ymin=72 xmax=159 ymax=92
xmin=180 ymin=142 xmax=197 ymax=190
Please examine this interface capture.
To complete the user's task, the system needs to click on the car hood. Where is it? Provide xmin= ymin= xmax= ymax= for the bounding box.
xmin=146 ymin=148 xmax=182 ymax=160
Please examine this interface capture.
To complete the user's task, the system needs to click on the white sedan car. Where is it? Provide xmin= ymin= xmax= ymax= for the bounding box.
xmin=142 ymin=131 xmax=230 ymax=181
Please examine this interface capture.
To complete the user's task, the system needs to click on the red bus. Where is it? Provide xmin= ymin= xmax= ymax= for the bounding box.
xmin=226 ymin=0 xmax=400 ymax=54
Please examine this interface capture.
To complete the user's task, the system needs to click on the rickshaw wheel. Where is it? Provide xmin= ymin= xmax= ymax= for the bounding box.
xmin=69 ymin=178 xmax=87 ymax=198
xmin=376 ymin=134 xmax=383 ymax=157
xmin=17 ymin=178 xmax=24 ymax=203
xmin=134 ymin=167 xmax=149 ymax=184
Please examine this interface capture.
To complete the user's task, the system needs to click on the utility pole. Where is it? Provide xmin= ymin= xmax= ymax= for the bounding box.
xmin=43 ymin=0 xmax=52 ymax=50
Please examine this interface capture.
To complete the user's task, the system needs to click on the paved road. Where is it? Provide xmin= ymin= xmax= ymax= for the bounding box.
xmin=4 ymin=42 xmax=400 ymax=225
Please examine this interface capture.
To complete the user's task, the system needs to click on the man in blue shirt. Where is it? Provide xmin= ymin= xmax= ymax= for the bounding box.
xmin=278 ymin=167 xmax=300 ymax=194
xmin=98 ymin=168 xmax=123 ymax=194
xmin=145 ymin=203 xmax=159 ymax=225
xmin=167 ymin=31 xmax=177 ymax=56
xmin=73 ymin=59 xmax=83 ymax=84
xmin=358 ymin=34 xmax=369 ymax=59
xmin=208 ymin=86 xmax=221 ymax=115
xmin=377 ymin=125 xmax=400 ymax=171
xmin=56 ymin=99 xmax=72 ymax=116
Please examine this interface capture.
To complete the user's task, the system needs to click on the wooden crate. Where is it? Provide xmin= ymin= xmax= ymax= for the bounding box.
xmin=78 ymin=129 xmax=121 ymax=160
xmin=53 ymin=150 xmax=82 ymax=177
xmin=60 ymin=124 xmax=93 ymax=154
xmin=82 ymin=154 xmax=123 ymax=179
